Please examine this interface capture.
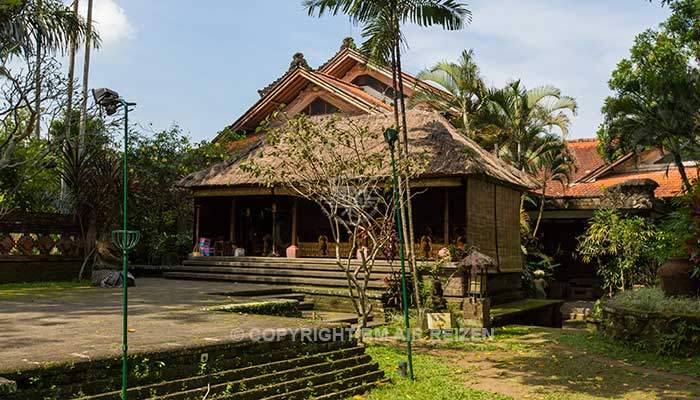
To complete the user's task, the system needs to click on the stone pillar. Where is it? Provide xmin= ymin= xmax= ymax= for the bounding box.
xmin=462 ymin=297 xmax=491 ymax=328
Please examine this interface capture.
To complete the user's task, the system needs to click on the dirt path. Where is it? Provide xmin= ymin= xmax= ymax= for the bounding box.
xmin=422 ymin=328 xmax=700 ymax=400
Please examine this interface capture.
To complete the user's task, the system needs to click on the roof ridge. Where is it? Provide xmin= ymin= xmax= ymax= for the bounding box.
xmin=567 ymin=138 xmax=598 ymax=143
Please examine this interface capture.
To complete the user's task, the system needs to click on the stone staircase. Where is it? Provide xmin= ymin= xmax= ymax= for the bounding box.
xmin=158 ymin=256 xmax=398 ymax=316
xmin=162 ymin=256 xmax=398 ymax=290
xmin=2 ymin=332 xmax=385 ymax=400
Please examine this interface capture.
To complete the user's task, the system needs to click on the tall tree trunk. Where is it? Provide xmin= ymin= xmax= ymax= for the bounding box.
xmin=33 ymin=0 xmax=43 ymax=139
xmin=390 ymin=44 xmax=416 ymax=309
xmin=395 ymin=37 xmax=422 ymax=312
xmin=668 ymin=136 xmax=693 ymax=192
xmin=65 ymin=0 xmax=79 ymax=139
xmin=532 ymin=182 xmax=546 ymax=239
xmin=62 ymin=0 xmax=79 ymax=203
xmin=78 ymin=0 xmax=93 ymax=149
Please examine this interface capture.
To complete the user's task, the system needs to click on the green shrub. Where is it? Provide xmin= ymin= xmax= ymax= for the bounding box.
xmin=577 ymin=210 xmax=660 ymax=296
xmin=604 ymin=287 xmax=700 ymax=315
xmin=600 ymin=288 xmax=700 ymax=356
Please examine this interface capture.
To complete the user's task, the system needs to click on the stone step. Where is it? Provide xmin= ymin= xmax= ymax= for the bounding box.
xmin=313 ymin=378 xmax=390 ymax=400
xmin=163 ymin=272 xmax=387 ymax=290
xmin=302 ymin=311 xmax=360 ymax=324
xmin=298 ymin=300 xmax=315 ymax=310
xmin=6 ymin=336 xmax=358 ymax=399
xmin=168 ymin=265 xmax=390 ymax=281
xmin=82 ymin=347 xmax=369 ymax=400
xmin=182 ymin=258 xmax=401 ymax=274
xmin=217 ymin=362 xmax=383 ymax=400
xmin=188 ymin=255 xmax=397 ymax=267
xmin=257 ymin=369 xmax=385 ymax=400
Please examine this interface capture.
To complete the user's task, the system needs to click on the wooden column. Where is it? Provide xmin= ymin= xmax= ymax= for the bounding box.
xmin=194 ymin=204 xmax=201 ymax=246
xmin=229 ymin=198 xmax=236 ymax=243
xmin=291 ymin=197 xmax=298 ymax=246
xmin=443 ymin=187 xmax=450 ymax=245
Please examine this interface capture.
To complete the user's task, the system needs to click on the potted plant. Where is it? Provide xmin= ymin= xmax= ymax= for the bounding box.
xmin=659 ymin=181 xmax=700 ymax=297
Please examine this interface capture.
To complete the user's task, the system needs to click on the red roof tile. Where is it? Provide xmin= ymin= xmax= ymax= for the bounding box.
xmin=564 ymin=168 xmax=699 ymax=198
xmin=542 ymin=138 xmax=695 ymax=199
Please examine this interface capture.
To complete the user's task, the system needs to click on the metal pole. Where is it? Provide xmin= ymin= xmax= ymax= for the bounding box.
xmin=121 ymin=99 xmax=129 ymax=400
xmin=388 ymin=137 xmax=414 ymax=380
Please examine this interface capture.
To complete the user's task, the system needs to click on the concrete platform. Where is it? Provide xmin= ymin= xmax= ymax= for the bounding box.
xmin=0 ymin=278 xmax=323 ymax=373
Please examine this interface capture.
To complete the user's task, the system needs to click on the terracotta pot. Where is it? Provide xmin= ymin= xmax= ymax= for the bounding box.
xmin=659 ymin=257 xmax=699 ymax=297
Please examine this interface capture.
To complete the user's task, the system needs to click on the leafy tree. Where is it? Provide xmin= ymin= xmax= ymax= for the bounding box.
xmin=305 ymin=0 xmax=471 ymax=312
xmin=530 ymin=135 xmax=575 ymax=239
xmin=127 ymin=125 xmax=242 ymax=265
xmin=479 ymin=80 xmax=577 ymax=168
xmin=599 ymin=2 xmax=700 ymax=192
xmin=242 ymin=112 xmax=421 ymax=330
xmin=0 ymin=0 xmax=96 ymax=58
xmin=577 ymin=210 xmax=660 ymax=297
xmin=0 ymin=53 xmax=68 ymax=216
xmin=409 ymin=49 xmax=487 ymax=137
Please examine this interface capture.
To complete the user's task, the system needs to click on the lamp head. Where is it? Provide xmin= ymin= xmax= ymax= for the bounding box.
xmin=383 ymin=127 xmax=398 ymax=146
xmin=92 ymin=88 xmax=121 ymax=115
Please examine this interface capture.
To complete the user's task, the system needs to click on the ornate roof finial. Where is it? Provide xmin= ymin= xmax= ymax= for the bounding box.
xmin=340 ymin=37 xmax=357 ymax=51
xmin=289 ymin=52 xmax=311 ymax=72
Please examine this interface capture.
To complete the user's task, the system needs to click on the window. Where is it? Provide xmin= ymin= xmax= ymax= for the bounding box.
xmin=303 ymin=98 xmax=339 ymax=116
xmin=351 ymin=74 xmax=396 ymax=101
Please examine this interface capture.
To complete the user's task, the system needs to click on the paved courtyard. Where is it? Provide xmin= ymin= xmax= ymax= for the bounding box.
xmin=0 ymin=278 xmax=320 ymax=373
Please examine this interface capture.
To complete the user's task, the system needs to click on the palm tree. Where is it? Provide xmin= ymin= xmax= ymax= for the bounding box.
xmin=305 ymin=0 xmax=471 ymax=312
xmin=480 ymin=80 xmax=577 ymax=170
xmin=529 ymin=135 xmax=575 ymax=238
xmin=77 ymin=0 xmax=93 ymax=148
xmin=33 ymin=0 xmax=43 ymax=139
xmin=64 ymin=0 xmax=80 ymax=139
xmin=0 ymin=0 xmax=94 ymax=58
xmin=409 ymin=49 xmax=487 ymax=137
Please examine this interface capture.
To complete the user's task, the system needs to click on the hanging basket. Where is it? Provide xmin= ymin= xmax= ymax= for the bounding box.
xmin=111 ymin=230 xmax=141 ymax=251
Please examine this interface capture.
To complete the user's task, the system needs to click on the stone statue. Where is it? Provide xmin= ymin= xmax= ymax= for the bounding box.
xmin=318 ymin=235 xmax=328 ymax=256
xmin=419 ymin=236 xmax=432 ymax=259
xmin=533 ymin=269 xmax=549 ymax=299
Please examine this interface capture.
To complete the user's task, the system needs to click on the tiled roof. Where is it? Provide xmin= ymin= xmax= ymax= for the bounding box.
xmin=564 ymin=169 xmax=697 ymax=198
xmin=566 ymin=139 xmax=606 ymax=182
xmin=544 ymin=137 xmax=697 ymax=199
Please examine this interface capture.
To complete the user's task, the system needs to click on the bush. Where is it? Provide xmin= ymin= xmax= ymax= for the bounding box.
xmin=600 ymin=288 xmax=700 ymax=356
xmin=577 ymin=209 xmax=661 ymax=296
xmin=604 ymin=287 xmax=700 ymax=315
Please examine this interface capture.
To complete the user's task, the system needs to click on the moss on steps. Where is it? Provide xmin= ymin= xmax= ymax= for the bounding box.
xmin=206 ymin=299 xmax=302 ymax=317
xmin=4 ymin=332 xmax=358 ymax=399
xmin=85 ymin=348 xmax=368 ymax=400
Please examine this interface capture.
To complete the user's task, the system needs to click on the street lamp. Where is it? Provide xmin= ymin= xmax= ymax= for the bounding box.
xmin=383 ymin=127 xmax=414 ymax=380
xmin=93 ymin=88 xmax=140 ymax=400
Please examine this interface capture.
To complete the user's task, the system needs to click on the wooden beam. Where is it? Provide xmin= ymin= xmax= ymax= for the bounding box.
xmin=444 ymin=187 xmax=449 ymax=245
xmin=193 ymin=187 xmax=273 ymax=197
xmin=291 ymin=197 xmax=298 ymax=246
xmin=229 ymin=198 xmax=236 ymax=243
xmin=194 ymin=204 xmax=201 ymax=246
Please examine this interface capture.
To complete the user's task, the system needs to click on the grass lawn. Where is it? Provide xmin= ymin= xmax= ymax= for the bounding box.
xmin=0 ymin=280 xmax=91 ymax=297
xmin=359 ymin=325 xmax=700 ymax=400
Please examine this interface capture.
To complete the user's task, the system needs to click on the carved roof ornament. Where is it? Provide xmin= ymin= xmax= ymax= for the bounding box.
xmin=600 ymin=178 xmax=659 ymax=210
xmin=289 ymin=52 xmax=311 ymax=71
xmin=258 ymin=53 xmax=312 ymax=97
xmin=340 ymin=37 xmax=357 ymax=51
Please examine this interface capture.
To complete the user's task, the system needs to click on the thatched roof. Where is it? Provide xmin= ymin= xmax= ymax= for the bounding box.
xmin=180 ymin=109 xmax=537 ymax=190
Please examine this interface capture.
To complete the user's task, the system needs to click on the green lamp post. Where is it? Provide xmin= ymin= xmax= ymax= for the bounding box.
xmin=383 ymin=127 xmax=414 ymax=380
xmin=93 ymin=88 xmax=140 ymax=400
